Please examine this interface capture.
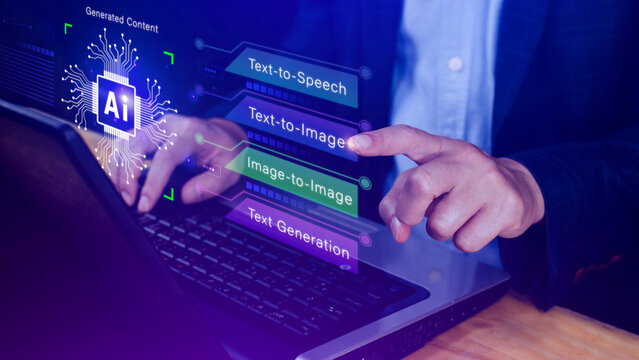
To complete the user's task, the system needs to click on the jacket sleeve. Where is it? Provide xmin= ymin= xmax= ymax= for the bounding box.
xmin=500 ymin=123 xmax=639 ymax=309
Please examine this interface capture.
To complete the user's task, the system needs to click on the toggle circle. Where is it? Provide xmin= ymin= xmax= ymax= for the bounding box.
xmin=359 ymin=233 xmax=372 ymax=247
xmin=359 ymin=176 xmax=372 ymax=190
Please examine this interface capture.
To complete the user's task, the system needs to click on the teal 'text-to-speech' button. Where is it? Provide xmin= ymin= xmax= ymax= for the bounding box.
xmin=226 ymin=48 xmax=358 ymax=108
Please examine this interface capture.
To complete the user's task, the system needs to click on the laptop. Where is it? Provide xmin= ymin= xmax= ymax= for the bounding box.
xmin=0 ymin=2 xmax=510 ymax=359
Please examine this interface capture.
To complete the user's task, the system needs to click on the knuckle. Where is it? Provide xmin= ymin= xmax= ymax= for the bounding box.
xmin=503 ymin=191 xmax=524 ymax=212
xmin=483 ymin=164 xmax=507 ymax=186
xmin=405 ymin=169 xmax=432 ymax=196
xmin=457 ymin=142 xmax=485 ymax=162
xmin=417 ymin=165 xmax=440 ymax=191
xmin=502 ymin=193 xmax=526 ymax=232
xmin=427 ymin=214 xmax=453 ymax=240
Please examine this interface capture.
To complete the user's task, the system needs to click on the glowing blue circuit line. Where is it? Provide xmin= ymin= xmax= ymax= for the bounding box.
xmin=198 ymin=40 xmax=359 ymax=73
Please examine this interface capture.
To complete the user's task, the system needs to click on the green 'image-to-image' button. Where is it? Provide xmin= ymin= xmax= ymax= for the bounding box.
xmin=226 ymin=147 xmax=358 ymax=217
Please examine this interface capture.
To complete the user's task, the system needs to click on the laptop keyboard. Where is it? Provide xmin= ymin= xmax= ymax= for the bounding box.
xmin=137 ymin=211 xmax=411 ymax=337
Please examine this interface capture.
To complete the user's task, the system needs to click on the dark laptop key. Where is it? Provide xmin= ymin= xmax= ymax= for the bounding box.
xmin=247 ymin=301 xmax=268 ymax=316
xmin=137 ymin=213 xmax=156 ymax=225
xmin=300 ymin=310 xmax=335 ymax=330
xmin=243 ymin=238 xmax=268 ymax=253
xmin=230 ymin=292 xmax=251 ymax=307
xmin=312 ymin=298 xmax=349 ymax=320
xmin=208 ymin=268 xmax=232 ymax=283
xmin=291 ymin=288 xmax=319 ymax=307
xmin=265 ymin=309 xmax=288 ymax=324
xmin=192 ymin=264 xmax=208 ymax=275
xmin=188 ymin=245 xmax=205 ymax=256
xmin=299 ymin=259 xmax=324 ymax=275
xmin=213 ymin=282 xmax=239 ymax=299
xmin=161 ymin=243 xmax=183 ymax=257
xmin=273 ymin=281 xmax=297 ymax=298
xmin=178 ymin=251 xmax=198 ymax=265
xmin=243 ymin=285 xmax=269 ymax=300
xmin=284 ymin=319 xmax=314 ymax=336
xmin=226 ymin=277 xmax=249 ymax=292
xmin=262 ymin=291 xmax=290 ymax=310
xmin=229 ymin=236 xmax=244 ymax=246
xmin=153 ymin=234 xmax=171 ymax=247
xmin=335 ymin=283 xmax=378 ymax=305
xmin=212 ymin=229 xmax=229 ymax=240
xmin=188 ymin=227 xmax=209 ymax=240
xmin=220 ymin=243 xmax=240 ymax=255
xmin=203 ymin=237 xmax=220 ymax=249
xmin=221 ymin=258 xmax=247 ymax=273
xmin=256 ymin=274 xmax=281 ymax=289
xmin=143 ymin=222 xmax=164 ymax=235
xmin=338 ymin=294 xmax=366 ymax=311
xmin=319 ymin=270 xmax=341 ymax=284
xmin=308 ymin=281 xmax=331 ymax=296
xmin=238 ymin=265 xmax=265 ymax=280
xmin=199 ymin=219 xmax=222 ymax=232
xmin=177 ymin=222 xmax=199 ymax=233
xmin=235 ymin=249 xmax=257 ymax=263
xmin=253 ymin=256 xmax=277 ymax=270
xmin=288 ymin=272 xmax=313 ymax=288
xmin=279 ymin=298 xmax=308 ymax=319
xmin=184 ymin=214 xmax=202 ymax=225
xmin=271 ymin=264 xmax=294 ymax=279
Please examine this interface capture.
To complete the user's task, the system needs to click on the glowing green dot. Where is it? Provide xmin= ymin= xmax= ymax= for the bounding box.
xmin=195 ymin=132 xmax=204 ymax=145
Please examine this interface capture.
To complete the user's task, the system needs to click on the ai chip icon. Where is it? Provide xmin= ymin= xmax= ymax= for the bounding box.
xmin=97 ymin=75 xmax=136 ymax=138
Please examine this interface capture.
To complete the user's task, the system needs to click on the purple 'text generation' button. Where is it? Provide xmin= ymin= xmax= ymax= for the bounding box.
xmin=225 ymin=198 xmax=358 ymax=273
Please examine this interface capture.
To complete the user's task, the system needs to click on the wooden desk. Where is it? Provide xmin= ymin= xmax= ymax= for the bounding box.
xmin=406 ymin=292 xmax=639 ymax=359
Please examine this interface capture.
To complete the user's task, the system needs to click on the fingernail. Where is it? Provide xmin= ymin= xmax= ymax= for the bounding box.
xmin=347 ymin=134 xmax=372 ymax=153
xmin=390 ymin=216 xmax=402 ymax=242
xmin=138 ymin=195 xmax=150 ymax=212
xmin=121 ymin=191 xmax=132 ymax=206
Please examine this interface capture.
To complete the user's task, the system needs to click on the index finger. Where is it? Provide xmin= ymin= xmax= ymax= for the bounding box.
xmin=347 ymin=125 xmax=446 ymax=163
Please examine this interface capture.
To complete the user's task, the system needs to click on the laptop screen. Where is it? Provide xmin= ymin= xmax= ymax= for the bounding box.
xmin=0 ymin=1 xmax=386 ymax=274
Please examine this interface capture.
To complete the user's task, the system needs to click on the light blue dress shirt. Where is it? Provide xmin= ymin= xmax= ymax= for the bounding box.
xmin=389 ymin=0 xmax=504 ymax=268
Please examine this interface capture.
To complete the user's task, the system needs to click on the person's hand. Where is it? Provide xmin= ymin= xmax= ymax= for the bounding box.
xmin=347 ymin=125 xmax=545 ymax=252
xmin=82 ymin=114 xmax=246 ymax=212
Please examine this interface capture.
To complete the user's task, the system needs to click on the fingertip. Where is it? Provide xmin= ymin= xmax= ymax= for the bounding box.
xmin=390 ymin=216 xmax=411 ymax=243
xmin=347 ymin=134 xmax=372 ymax=154
xmin=138 ymin=195 xmax=151 ymax=212
xmin=181 ymin=182 xmax=203 ymax=204
xmin=121 ymin=190 xmax=134 ymax=206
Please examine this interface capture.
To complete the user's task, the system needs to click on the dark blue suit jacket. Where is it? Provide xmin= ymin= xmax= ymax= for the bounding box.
xmin=287 ymin=0 xmax=639 ymax=316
